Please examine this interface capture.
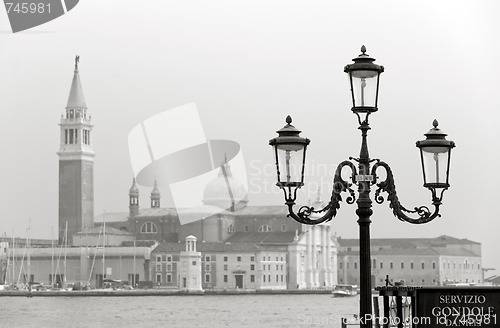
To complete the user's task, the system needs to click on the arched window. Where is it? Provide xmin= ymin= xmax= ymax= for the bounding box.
xmin=141 ymin=222 xmax=158 ymax=233
xmin=258 ymin=225 xmax=271 ymax=232
xmin=281 ymin=224 xmax=287 ymax=232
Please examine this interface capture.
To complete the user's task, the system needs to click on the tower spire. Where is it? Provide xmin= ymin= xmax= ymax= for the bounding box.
xmin=67 ymin=55 xmax=86 ymax=110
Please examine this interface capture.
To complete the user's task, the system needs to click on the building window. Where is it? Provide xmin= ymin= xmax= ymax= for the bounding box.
xmin=166 ymin=274 xmax=172 ymax=283
xmin=276 ymin=256 xmax=279 ymax=261
xmin=422 ymin=263 xmax=425 ymax=270
xmin=205 ymin=256 xmax=210 ymax=262
xmin=244 ymin=225 xmax=249 ymax=232
xmin=339 ymin=263 xmax=343 ymax=269
xmin=268 ymin=265 xmax=271 ymax=270
xmin=390 ymin=262 xmax=393 ymax=269
xmin=156 ymin=273 xmax=162 ymax=284
xmin=276 ymin=265 xmax=278 ymax=270
xmin=167 ymin=256 xmax=172 ymax=262
xmin=205 ymin=274 xmax=211 ymax=283
xmin=166 ymin=264 xmax=172 ymax=272
xmin=276 ymin=275 xmax=279 ymax=282
xmin=263 ymin=265 xmax=265 ymax=271
xmin=224 ymin=256 xmax=228 ymax=262
xmin=258 ymin=225 xmax=271 ymax=232
xmin=354 ymin=263 xmax=357 ymax=269
xmin=250 ymin=256 xmax=255 ymax=262
xmin=411 ymin=262 xmax=414 ymax=269
xmin=250 ymin=275 xmax=255 ymax=282
xmin=380 ymin=262 xmax=383 ymax=269
xmin=65 ymin=129 xmax=68 ymax=144
xmin=156 ymin=255 xmax=162 ymax=262
xmin=263 ymin=275 xmax=266 ymax=282
xmin=281 ymin=224 xmax=287 ymax=232
xmin=224 ymin=264 xmax=228 ymax=271
xmin=401 ymin=262 xmax=404 ymax=269
xmin=250 ymin=265 xmax=255 ymax=271
xmin=205 ymin=264 xmax=210 ymax=271
xmin=224 ymin=275 xmax=228 ymax=282
xmin=192 ymin=261 xmax=196 ymax=266
xmin=140 ymin=222 xmax=158 ymax=233
xmin=156 ymin=263 xmax=162 ymax=272
xmin=281 ymin=265 xmax=283 ymax=271
xmin=227 ymin=224 xmax=235 ymax=233
xmin=432 ymin=262 xmax=436 ymax=270
xmin=237 ymin=256 xmax=241 ymax=262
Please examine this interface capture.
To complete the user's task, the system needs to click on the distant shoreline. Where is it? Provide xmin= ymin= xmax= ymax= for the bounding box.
xmin=0 ymin=289 xmax=333 ymax=297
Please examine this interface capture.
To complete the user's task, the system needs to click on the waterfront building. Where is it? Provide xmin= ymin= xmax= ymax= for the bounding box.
xmin=2 ymin=244 xmax=154 ymax=288
xmin=337 ymin=236 xmax=482 ymax=287
xmin=151 ymin=237 xmax=288 ymax=290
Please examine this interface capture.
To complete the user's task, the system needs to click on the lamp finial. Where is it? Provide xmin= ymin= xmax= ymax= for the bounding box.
xmin=286 ymin=115 xmax=292 ymax=125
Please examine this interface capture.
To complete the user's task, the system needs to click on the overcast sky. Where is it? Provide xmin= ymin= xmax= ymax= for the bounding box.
xmin=1 ymin=1 xmax=499 ymax=274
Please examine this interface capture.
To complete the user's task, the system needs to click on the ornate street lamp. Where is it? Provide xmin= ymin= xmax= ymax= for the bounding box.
xmin=269 ymin=46 xmax=455 ymax=328
xmin=269 ymin=116 xmax=310 ymax=205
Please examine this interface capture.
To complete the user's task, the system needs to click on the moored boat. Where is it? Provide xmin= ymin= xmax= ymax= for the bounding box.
xmin=332 ymin=284 xmax=358 ymax=297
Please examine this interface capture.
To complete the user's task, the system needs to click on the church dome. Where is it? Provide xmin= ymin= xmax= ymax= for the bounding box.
xmin=203 ymin=163 xmax=248 ymax=211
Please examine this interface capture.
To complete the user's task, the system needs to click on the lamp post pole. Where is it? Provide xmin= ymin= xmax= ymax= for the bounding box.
xmin=269 ymin=46 xmax=455 ymax=328
xmin=357 ymin=121 xmax=373 ymax=325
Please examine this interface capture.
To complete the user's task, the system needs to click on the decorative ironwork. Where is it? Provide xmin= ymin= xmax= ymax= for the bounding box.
xmin=371 ymin=161 xmax=442 ymax=224
xmin=285 ymin=161 xmax=357 ymax=225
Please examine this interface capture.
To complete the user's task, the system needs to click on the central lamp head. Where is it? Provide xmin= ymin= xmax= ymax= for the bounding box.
xmin=344 ymin=45 xmax=384 ymax=116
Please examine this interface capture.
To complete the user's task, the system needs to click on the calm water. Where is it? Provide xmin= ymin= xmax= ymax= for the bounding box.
xmin=0 ymin=294 xmax=359 ymax=328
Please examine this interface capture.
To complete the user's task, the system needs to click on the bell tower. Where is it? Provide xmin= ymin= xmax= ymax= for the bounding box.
xmin=57 ymin=56 xmax=94 ymax=244
xmin=129 ymin=177 xmax=140 ymax=217
xmin=150 ymin=179 xmax=160 ymax=208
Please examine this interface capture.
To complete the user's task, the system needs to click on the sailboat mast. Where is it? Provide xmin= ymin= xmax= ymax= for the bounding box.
xmin=27 ymin=221 xmax=31 ymax=285
xmin=64 ymin=221 xmax=68 ymax=285
xmin=11 ymin=231 xmax=14 ymax=286
xmin=102 ymin=214 xmax=106 ymax=281
xmin=51 ymin=227 xmax=54 ymax=288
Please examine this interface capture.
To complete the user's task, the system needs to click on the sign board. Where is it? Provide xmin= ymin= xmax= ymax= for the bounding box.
xmin=415 ymin=287 xmax=500 ymax=327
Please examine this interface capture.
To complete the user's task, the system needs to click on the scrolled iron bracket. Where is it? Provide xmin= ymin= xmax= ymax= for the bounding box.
xmin=371 ymin=161 xmax=442 ymax=224
xmin=286 ymin=160 xmax=358 ymax=225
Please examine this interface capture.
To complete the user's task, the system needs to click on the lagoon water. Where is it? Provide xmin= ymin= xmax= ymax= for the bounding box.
xmin=0 ymin=294 xmax=359 ymax=328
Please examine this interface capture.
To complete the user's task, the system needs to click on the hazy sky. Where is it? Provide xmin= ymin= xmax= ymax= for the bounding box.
xmin=1 ymin=1 xmax=499 ymax=274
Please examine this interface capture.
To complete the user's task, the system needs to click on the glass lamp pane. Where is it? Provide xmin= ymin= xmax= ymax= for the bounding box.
xmin=351 ymin=73 xmax=379 ymax=108
xmin=277 ymin=147 xmax=305 ymax=185
xmin=421 ymin=150 xmax=449 ymax=185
